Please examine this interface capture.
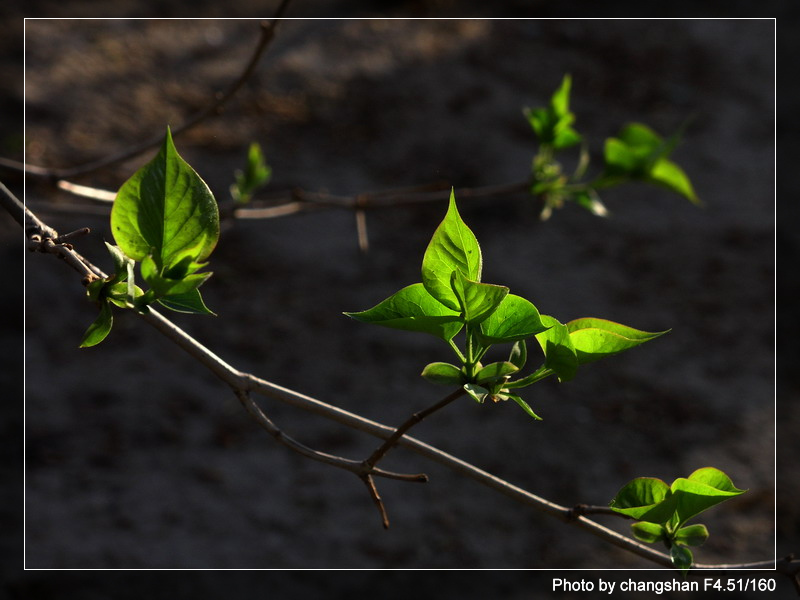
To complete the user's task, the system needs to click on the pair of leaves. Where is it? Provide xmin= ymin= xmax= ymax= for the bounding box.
xmin=609 ymin=467 xmax=746 ymax=527
xmin=601 ymin=123 xmax=699 ymax=204
xmin=609 ymin=467 xmax=746 ymax=570
xmin=230 ymin=142 xmax=271 ymax=205
xmin=533 ymin=316 xmax=668 ymax=382
xmin=524 ymin=74 xmax=582 ymax=150
xmin=82 ymin=129 xmax=219 ymax=347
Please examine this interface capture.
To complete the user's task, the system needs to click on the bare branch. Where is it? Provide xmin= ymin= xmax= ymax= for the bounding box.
xmin=7 ymin=18 xmax=282 ymax=181
xmin=10 ymin=184 xmax=786 ymax=573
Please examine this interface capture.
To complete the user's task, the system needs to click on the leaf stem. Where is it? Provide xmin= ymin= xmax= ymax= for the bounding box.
xmin=447 ymin=337 xmax=466 ymax=363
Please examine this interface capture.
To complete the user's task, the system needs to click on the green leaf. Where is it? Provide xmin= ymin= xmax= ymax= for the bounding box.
xmin=609 ymin=477 xmax=677 ymax=524
xmin=463 ymin=383 xmax=489 ymax=403
xmin=618 ymin=122 xmax=663 ymax=152
xmin=601 ymin=122 xmax=698 ymax=205
xmin=450 ymin=270 xmax=508 ymax=324
xmin=479 ymin=295 xmax=549 ymax=344
xmin=475 ymin=361 xmax=519 ymax=385
xmin=80 ymin=300 xmax=113 ymax=348
xmin=158 ymin=288 xmax=216 ymax=315
xmin=421 ymin=190 xmax=482 ymax=310
xmin=105 ymin=281 xmax=144 ymax=309
xmin=111 ymin=127 xmax=219 ymax=269
xmin=649 ymin=158 xmax=699 ymax=204
xmin=231 ymin=142 xmax=271 ymax=204
xmin=566 ymin=318 xmax=668 ymax=365
xmin=670 ymin=544 xmax=694 ymax=573
xmin=503 ymin=392 xmax=542 ymax=420
xmin=670 ymin=467 xmax=746 ymax=527
xmin=525 ymin=75 xmax=582 ymax=150
xmin=105 ymin=241 xmax=132 ymax=281
xmin=533 ymin=315 xmax=578 ymax=382
xmin=674 ymin=524 xmax=709 ymax=547
xmin=508 ymin=340 xmax=527 ymax=370
xmin=345 ymin=283 xmax=464 ymax=341
xmin=630 ymin=522 xmax=667 ymax=544
xmin=421 ymin=362 xmax=464 ymax=386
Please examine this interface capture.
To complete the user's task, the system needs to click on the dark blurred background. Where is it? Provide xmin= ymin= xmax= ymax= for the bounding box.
xmin=2 ymin=1 xmax=790 ymax=597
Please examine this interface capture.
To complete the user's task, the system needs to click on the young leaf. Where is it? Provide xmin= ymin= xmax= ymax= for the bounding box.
xmin=80 ymin=300 xmax=113 ymax=348
xmin=463 ymin=383 xmax=489 ymax=403
xmin=475 ymin=361 xmax=519 ymax=385
xmin=649 ymin=158 xmax=699 ymax=204
xmin=524 ymin=74 xmax=582 ymax=150
xmin=674 ymin=524 xmax=709 ymax=547
xmin=421 ymin=190 xmax=482 ymax=310
xmin=566 ymin=318 xmax=669 ymax=365
xmin=450 ymin=270 xmax=508 ymax=324
xmin=533 ymin=315 xmax=578 ymax=382
xmin=508 ymin=340 xmax=527 ymax=371
xmin=105 ymin=242 xmax=132 ymax=280
xmin=630 ymin=522 xmax=667 ymax=544
xmin=609 ymin=477 xmax=677 ymax=524
xmin=345 ymin=283 xmax=464 ymax=341
xmin=601 ymin=122 xmax=699 ymax=204
xmin=158 ymin=289 xmax=216 ymax=315
xmin=231 ymin=142 xmax=271 ymax=204
xmin=503 ymin=392 xmax=542 ymax=420
xmin=670 ymin=467 xmax=746 ymax=528
xmin=421 ymin=362 xmax=464 ymax=386
xmin=670 ymin=544 xmax=694 ymax=573
xmin=479 ymin=294 xmax=549 ymax=344
xmin=111 ymin=127 xmax=219 ymax=269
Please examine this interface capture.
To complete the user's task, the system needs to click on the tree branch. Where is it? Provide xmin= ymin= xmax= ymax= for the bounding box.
xmin=10 ymin=183 xmax=786 ymax=573
xmin=5 ymin=16 xmax=285 ymax=181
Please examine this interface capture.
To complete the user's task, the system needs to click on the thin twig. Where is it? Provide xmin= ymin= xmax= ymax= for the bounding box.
xmin=10 ymin=185 xmax=787 ymax=573
xmin=363 ymin=387 xmax=465 ymax=471
xmin=7 ymin=17 xmax=284 ymax=180
xmin=235 ymin=389 xmax=425 ymax=483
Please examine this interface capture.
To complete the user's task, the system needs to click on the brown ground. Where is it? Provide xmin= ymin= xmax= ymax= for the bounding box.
xmin=2 ymin=7 xmax=792 ymax=597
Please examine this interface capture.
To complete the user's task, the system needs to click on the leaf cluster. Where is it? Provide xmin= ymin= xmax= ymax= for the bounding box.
xmin=524 ymin=75 xmax=698 ymax=220
xmin=81 ymin=128 xmax=219 ymax=347
xmin=609 ymin=467 xmax=747 ymax=572
xmin=230 ymin=142 xmax=271 ymax=205
xmin=346 ymin=190 xmax=667 ymax=419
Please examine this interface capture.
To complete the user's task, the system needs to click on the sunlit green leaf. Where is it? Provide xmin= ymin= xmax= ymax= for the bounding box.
xmin=231 ymin=142 xmax=271 ymax=204
xmin=525 ymin=75 xmax=582 ymax=150
xmin=475 ymin=361 xmax=519 ymax=385
xmin=463 ymin=383 xmax=489 ymax=403
xmin=80 ymin=300 xmax=113 ymax=348
xmin=609 ymin=477 xmax=677 ymax=523
xmin=345 ymin=283 xmax=464 ymax=341
xmin=450 ymin=270 xmax=508 ymax=324
xmin=670 ymin=467 xmax=746 ymax=527
xmin=421 ymin=362 xmax=464 ymax=385
xmin=112 ymin=127 xmax=219 ymax=269
xmin=421 ymin=190 xmax=482 ymax=310
xmin=533 ymin=315 xmax=577 ymax=382
xmin=649 ymin=158 xmax=699 ymax=204
xmin=480 ymin=294 xmax=549 ymax=344
xmin=503 ymin=392 xmax=542 ymax=420
xmin=566 ymin=318 xmax=668 ymax=365
xmin=158 ymin=288 xmax=216 ymax=315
